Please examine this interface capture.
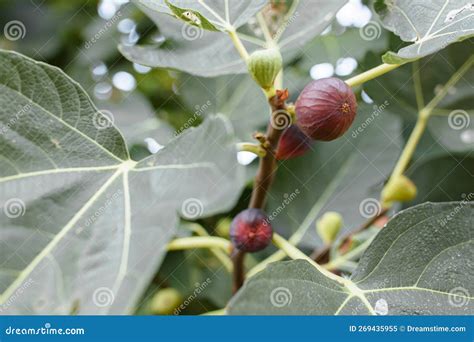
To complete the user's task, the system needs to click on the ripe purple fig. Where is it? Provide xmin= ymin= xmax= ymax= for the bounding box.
xmin=230 ymin=208 xmax=273 ymax=253
xmin=276 ymin=125 xmax=312 ymax=160
xmin=295 ymin=77 xmax=357 ymax=141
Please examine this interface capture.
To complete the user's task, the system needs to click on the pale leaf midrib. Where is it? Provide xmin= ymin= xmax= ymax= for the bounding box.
xmin=0 ymin=161 xmax=135 ymax=304
xmin=0 ymin=165 xmax=119 ymax=183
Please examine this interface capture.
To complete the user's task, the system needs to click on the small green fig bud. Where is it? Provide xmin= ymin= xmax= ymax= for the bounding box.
xmin=215 ymin=217 xmax=231 ymax=238
xmin=247 ymin=48 xmax=282 ymax=90
xmin=316 ymin=211 xmax=343 ymax=245
xmin=149 ymin=288 xmax=182 ymax=315
xmin=381 ymin=175 xmax=417 ymax=206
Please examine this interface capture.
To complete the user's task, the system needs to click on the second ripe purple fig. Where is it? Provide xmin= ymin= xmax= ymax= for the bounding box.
xmin=295 ymin=77 xmax=357 ymax=141
xmin=276 ymin=125 xmax=312 ymax=160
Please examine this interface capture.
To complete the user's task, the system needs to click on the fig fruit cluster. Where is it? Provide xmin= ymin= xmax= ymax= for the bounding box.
xmin=230 ymin=208 xmax=273 ymax=252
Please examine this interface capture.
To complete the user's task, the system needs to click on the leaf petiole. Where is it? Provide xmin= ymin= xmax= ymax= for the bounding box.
xmin=382 ymin=55 xmax=474 ymax=206
xmin=345 ymin=62 xmax=403 ymax=88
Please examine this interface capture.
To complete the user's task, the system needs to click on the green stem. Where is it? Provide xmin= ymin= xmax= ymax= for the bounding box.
xmin=237 ymin=142 xmax=267 ymax=157
xmin=382 ymin=55 xmax=474 ymax=203
xmin=185 ymin=223 xmax=233 ymax=272
xmin=167 ymin=236 xmax=231 ymax=253
xmin=228 ymin=29 xmax=249 ymax=61
xmin=256 ymin=12 xmax=276 ymax=48
xmin=272 ymin=233 xmax=345 ymax=285
xmin=345 ymin=63 xmax=402 ymax=88
xmin=323 ymin=237 xmax=374 ymax=271
xmin=246 ymin=250 xmax=286 ymax=278
xmin=387 ymin=111 xmax=429 ymax=183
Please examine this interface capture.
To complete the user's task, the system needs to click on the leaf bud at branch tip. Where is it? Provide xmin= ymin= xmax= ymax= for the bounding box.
xmin=381 ymin=175 xmax=417 ymax=208
xmin=316 ymin=211 xmax=343 ymax=245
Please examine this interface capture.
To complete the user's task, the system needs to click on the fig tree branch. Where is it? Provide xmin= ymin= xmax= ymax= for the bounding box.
xmin=382 ymin=55 xmax=474 ymax=204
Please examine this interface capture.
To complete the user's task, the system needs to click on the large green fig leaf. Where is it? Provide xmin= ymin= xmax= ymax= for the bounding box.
xmin=0 ymin=50 xmax=244 ymax=314
xmin=228 ymin=202 xmax=474 ymax=315
xmin=120 ymin=0 xmax=349 ymax=77
xmin=275 ymin=0 xmax=348 ymax=56
xmin=119 ymin=0 xmax=266 ymax=77
xmin=136 ymin=0 xmax=267 ymax=31
xmin=375 ymin=0 xmax=474 ymax=63
xmin=267 ymin=105 xmax=402 ymax=250
xmin=96 ymin=93 xmax=175 ymax=149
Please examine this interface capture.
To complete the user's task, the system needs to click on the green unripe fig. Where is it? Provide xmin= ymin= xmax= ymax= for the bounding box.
xmin=381 ymin=175 xmax=417 ymax=207
xmin=215 ymin=217 xmax=231 ymax=238
xmin=247 ymin=48 xmax=282 ymax=90
xmin=316 ymin=211 xmax=343 ymax=245
xmin=149 ymin=288 xmax=183 ymax=315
